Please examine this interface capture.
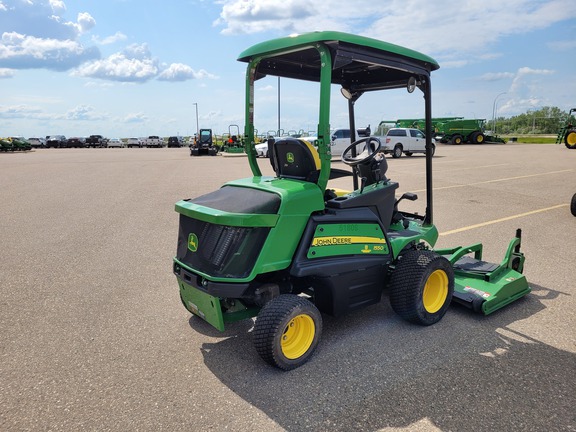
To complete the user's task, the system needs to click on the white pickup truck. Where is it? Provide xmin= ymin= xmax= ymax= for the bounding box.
xmin=143 ymin=135 xmax=165 ymax=148
xmin=382 ymin=127 xmax=435 ymax=158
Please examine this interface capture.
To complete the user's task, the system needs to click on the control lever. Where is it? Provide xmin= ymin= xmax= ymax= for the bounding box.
xmin=393 ymin=192 xmax=418 ymax=229
xmin=360 ymin=177 xmax=367 ymax=194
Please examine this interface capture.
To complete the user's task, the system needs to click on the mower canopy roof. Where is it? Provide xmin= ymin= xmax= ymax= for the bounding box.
xmin=237 ymin=31 xmax=439 ymax=93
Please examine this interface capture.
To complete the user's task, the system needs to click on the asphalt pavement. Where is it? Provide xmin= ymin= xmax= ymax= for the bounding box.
xmin=1 ymin=143 xmax=575 ymax=431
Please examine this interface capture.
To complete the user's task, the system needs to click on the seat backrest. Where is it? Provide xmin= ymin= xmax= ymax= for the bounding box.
xmin=272 ymin=138 xmax=321 ymax=182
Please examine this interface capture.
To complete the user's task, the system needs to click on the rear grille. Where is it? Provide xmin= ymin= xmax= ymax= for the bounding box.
xmin=177 ymin=215 xmax=269 ymax=279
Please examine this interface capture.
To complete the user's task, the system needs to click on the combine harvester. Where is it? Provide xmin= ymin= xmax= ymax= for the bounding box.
xmin=379 ymin=117 xmax=506 ymax=144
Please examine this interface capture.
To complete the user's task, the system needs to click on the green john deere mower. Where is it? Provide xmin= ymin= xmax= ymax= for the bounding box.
xmin=173 ymin=32 xmax=531 ymax=370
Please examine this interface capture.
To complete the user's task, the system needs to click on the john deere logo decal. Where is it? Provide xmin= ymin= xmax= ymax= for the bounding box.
xmin=286 ymin=152 xmax=295 ymax=163
xmin=188 ymin=233 xmax=198 ymax=252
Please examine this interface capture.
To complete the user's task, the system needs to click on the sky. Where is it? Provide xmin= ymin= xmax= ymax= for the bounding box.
xmin=1 ymin=0 xmax=575 ymax=138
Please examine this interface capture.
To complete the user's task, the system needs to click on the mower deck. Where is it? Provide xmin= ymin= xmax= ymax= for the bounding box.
xmin=436 ymin=231 xmax=530 ymax=314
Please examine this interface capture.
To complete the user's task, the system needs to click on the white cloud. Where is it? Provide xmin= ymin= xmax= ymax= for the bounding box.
xmin=158 ymin=63 xmax=195 ymax=81
xmin=491 ymin=67 xmax=556 ymax=115
xmin=0 ymin=31 xmax=99 ymax=70
xmin=214 ymin=0 xmax=322 ymax=34
xmin=0 ymin=103 xmax=60 ymax=120
xmin=65 ymin=104 xmax=106 ymax=121
xmin=509 ymin=67 xmax=554 ymax=94
xmin=49 ymin=0 xmax=66 ymax=14
xmin=215 ymin=0 xmax=576 ymax=65
xmin=480 ymin=72 xmax=516 ymax=81
xmin=0 ymin=67 xmax=14 ymax=77
xmin=72 ymin=43 xmax=158 ymax=82
xmin=75 ymin=12 xmax=96 ymax=34
xmin=122 ymin=112 xmax=148 ymax=123
xmin=364 ymin=0 xmax=576 ymax=57
xmin=92 ymin=31 xmax=128 ymax=46
xmin=0 ymin=1 xmax=100 ymax=71
xmin=74 ymin=44 xmax=217 ymax=83
xmin=158 ymin=63 xmax=218 ymax=81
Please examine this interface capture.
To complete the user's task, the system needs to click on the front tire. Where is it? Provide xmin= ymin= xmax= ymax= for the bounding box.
xmin=571 ymin=193 xmax=576 ymax=216
xmin=253 ymin=294 xmax=322 ymax=370
xmin=389 ymin=250 xmax=454 ymax=326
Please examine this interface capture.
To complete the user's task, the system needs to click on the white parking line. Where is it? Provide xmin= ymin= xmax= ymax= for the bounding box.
xmin=439 ymin=204 xmax=569 ymax=236
xmin=414 ymin=169 xmax=574 ymax=192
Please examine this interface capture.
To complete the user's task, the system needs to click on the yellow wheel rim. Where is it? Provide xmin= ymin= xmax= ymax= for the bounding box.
xmin=567 ymin=132 xmax=576 ymax=146
xmin=477 ymin=135 xmax=484 ymax=143
xmin=281 ymin=314 xmax=315 ymax=360
xmin=423 ymin=270 xmax=449 ymax=313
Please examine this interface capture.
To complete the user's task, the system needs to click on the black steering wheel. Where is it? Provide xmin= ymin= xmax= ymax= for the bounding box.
xmin=341 ymin=137 xmax=382 ymax=166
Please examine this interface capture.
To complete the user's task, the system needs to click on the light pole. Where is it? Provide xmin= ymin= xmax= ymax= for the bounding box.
xmin=193 ymin=103 xmax=199 ymax=136
xmin=277 ymin=76 xmax=281 ymax=136
xmin=492 ymin=92 xmax=506 ymax=135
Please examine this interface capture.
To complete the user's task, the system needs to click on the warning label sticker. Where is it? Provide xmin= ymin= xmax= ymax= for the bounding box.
xmin=464 ymin=286 xmax=491 ymax=298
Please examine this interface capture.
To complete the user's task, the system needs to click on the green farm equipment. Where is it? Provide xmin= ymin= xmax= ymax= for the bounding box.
xmin=378 ymin=117 xmax=462 ymax=136
xmin=190 ymin=129 xmax=218 ymax=156
xmin=173 ymin=32 xmax=531 ymax=370
xmin=9 ymin=137 xmax=32 ymax=151
xmin=0 ymin=137 xmax=14 ymax=152
xmin=556 ymin=108 xmax=576 ymax=149
xmin=378 ymin=117 xmax=506 ymax=144
xmin=221 ymin=125 xmax=245 ymax=154
xmin=434 ymin=118 xmax=487 ymax=144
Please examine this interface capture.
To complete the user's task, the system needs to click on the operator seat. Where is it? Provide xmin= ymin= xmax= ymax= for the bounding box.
xmin=271 ymin=137 xmax=321 ymax=183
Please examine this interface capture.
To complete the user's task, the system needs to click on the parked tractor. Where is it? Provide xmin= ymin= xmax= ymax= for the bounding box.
xmin=190 ymin=129 xmax=218 ymax=156
xmin=556 ymin=108 xmax=576 ymax=149
xmin=221 ymin=125 xmax=245 ymax=154
xmin=173 ymin=32 xmax=531 ymax=370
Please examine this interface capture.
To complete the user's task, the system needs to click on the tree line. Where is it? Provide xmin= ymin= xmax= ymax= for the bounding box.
xmin=486 ymin=106 xmax=574 ymax=135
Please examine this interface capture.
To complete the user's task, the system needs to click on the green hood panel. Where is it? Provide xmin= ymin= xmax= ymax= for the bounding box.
xmin=175 ymin=176 xmax=325 ymax=282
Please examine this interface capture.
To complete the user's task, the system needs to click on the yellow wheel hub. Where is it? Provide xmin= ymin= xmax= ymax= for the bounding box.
xmin=281 ymin=314 xmax=315 ymax=359
xmin=567 ymin=132 xmax=576 ymax=146
xmin=423 ymin=269 xmax=449 ymax=313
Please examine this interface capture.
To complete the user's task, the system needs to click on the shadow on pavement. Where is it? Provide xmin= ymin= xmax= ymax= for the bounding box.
xmin=188 ymin=283 xmax=574 ymax=431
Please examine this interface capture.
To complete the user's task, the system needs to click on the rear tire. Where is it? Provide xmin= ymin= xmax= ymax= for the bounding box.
xmin=389 ymin=250 xmax=454 ymax=326
xmin=471 ymin=132 xmax=485 ymax=144
xmin=564 ymin=130 xmax=576 ymax=149
xmin=253 ymin=294 xmax=322 ymax=370
xmin=393 ymin=144 xmax=403 ymax=158
xmin=571 ymin=193 xmax=576 ymax=217
xmin=451 ymin=135 xmax=463 ymax=145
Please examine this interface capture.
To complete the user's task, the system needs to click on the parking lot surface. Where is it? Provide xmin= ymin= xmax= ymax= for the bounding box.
xmin=1 ymin=144 xmax=575 ymax=431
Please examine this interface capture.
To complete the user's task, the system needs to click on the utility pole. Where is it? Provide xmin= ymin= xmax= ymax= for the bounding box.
xmin=492 ymin=92 xmax=506 ymax=134
xmin=193 ymin=103 xmax=199 ymax=136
